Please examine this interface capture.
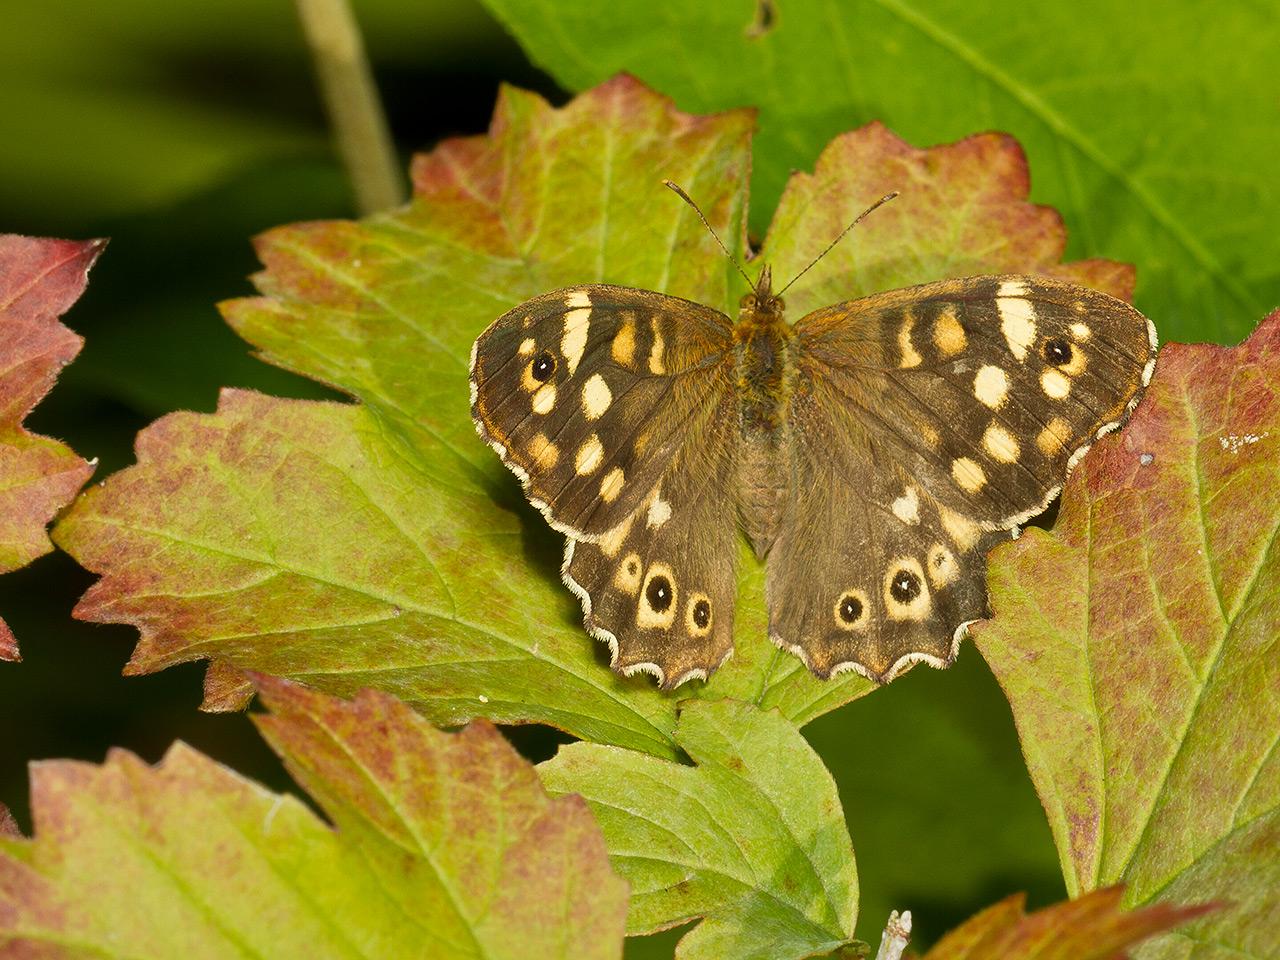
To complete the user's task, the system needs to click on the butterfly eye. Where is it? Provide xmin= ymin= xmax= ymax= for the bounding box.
xmin=531 ymin=352 xmax=557 ymax=382
xmin=1042 ymin=337 xmax=1073 ymax=365
xmin=889 ymin=569 xmax=922 ymax=603
xmin=839 ymin=595 xmax=862 ymax=623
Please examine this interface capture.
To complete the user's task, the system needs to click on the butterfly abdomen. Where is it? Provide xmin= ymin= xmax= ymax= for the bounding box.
xmin=733 ymin=299 xmax=797 ymax=555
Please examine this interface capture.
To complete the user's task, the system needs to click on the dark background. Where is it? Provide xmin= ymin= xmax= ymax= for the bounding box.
xmin=2 ymin=1 xmax=1076 ymax=951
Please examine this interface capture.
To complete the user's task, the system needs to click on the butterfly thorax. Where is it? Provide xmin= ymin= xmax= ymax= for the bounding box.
xmin=734 ymin=265 xmax=796 ymax=556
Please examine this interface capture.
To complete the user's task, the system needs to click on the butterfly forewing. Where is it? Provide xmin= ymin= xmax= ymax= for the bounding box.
xmin=470 ymin=285 xmax=733 ymax=540
xmin=770 ymin=274 xmax=1155 ymax=680
xmin=471 ymin=283 xmax=742 ymax=686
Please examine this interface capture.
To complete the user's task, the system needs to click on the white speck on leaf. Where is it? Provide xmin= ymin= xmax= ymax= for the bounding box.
xmin=478 ymin=694 xmax=490 ymax=703
xmin=1219 ymin=431 xmax=1268 ymax=453
xmin=1139 ymin=453 xmax=1154 ymax=465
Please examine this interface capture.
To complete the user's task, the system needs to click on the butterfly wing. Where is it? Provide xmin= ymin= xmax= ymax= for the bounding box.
xmin=769 ymin=274 xmax=1155 ymax=681
xmin=471 ymin=284 xmax=739 ymax=687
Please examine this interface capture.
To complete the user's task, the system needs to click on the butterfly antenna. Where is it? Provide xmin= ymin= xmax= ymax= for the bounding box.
xmin=662 ymin=180 xmax=754 ymax=289
xmin=776 ymin=191 xmax=899 ymax=298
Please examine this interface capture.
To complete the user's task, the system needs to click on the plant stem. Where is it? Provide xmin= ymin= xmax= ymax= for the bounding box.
xmin=874 ymin=909 xmax=912 ymax=960
xmin=294 ymin=0 xmax=405 ymax=214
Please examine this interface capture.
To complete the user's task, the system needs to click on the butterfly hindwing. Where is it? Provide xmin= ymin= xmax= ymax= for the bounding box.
xmin=767 ymin=442 xmax=1008 ymax=679
xmin=563 ymin=389 xmax=739 ymax=687
xmin=470 ymin=284 xmax=733 ymax=539
xmin=768 ymin=274 xmax=1155 ymax=680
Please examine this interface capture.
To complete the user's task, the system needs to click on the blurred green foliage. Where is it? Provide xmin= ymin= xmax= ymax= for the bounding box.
xmin=2 ymin=0 xmax=1265 ymax=954
xmin=483 ymin=0 xmax=1280 ymax=346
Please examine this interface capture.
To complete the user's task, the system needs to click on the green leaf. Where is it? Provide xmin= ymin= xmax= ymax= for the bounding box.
xmin=0 ymin=235 xmax=100 ymax=659
xmin=918 ymin=886 xmax=1211 ymax=960
xmin=0 ymin=677 xmax=628 ymax=960
xmin=538 ymin=698 xmax=858 ymax=960
xmin=972 ymin=311 xmax=1280 ymax=958
xmin=479 ymin=0 xmax=1278 ymax=344
xmin=57 ymin=77 xmax=1129 ymax=749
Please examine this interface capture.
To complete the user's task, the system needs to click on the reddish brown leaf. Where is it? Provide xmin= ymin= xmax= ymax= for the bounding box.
xmin=0 ymin=235 xmax=101 ymax=658
xmin=919 ymin=887 xmax=1211 ymax=960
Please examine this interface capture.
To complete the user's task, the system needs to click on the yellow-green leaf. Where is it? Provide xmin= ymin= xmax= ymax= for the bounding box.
xmin=0 ymin=678 xmax=627 ymax=959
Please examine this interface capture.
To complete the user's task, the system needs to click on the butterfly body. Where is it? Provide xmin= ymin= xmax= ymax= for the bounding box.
xmin=471 ymin=271 xmax=1155 ymax=688
xmin=733 ymin=266 xmax=799 ymax=555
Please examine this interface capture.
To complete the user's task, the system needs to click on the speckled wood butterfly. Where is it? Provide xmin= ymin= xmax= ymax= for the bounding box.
xmin=470 ymin=191 xmax=1156 ymax=689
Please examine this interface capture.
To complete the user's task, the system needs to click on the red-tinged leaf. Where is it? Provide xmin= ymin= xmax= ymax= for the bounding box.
xmin=918 ymin=887 xmax=1212 ymax=960
xmin=0 ymin=235 xmax=101 ymax=659
xmin=0 ymin=679 xmax=627 ymax=960
xmin=973 ymin=312 xmax=1280 ymax=958
xmin=56 ymin=76 xmax=1134 ymax=745
xmin=758 ymin=122 xmax=1133 ymax=321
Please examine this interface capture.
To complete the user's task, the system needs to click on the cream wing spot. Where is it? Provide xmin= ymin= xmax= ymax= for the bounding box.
xmin=561 ymin=305 xmax=591 ymax=376
xmin=1041 ymin=368 xmax=1072 ymax=399
xmin=997 ymin=280 xmax=1036 ymax=360
xmin=938 ymin=505 xmax=981 ymax=551
xmin=1070 ymin=321 xmax=1092 ymax=341
xmin=613 ymin=552 xmax=643 ymax=593
xmin=599 ymin=466 xmax=625 ymax=502
xmin=933 ymin=305 xmax=967 ymax=356
xmin=581 ymin=373 xmax=612 ymax=419
xmin=575 ymin=434 xmax=604 ymax=475
xmin=529 ymin=433 xmax=558 ymax=470
xmin=518 ymin=337 xmax=536 ymax=356
xmin=648 ymin=316 xmax=666 ymax=374
xmin=891 ymin=487 xmax=920 ymax=525
xmin=531 ymin=383 xmax=557 ymax=414
xmin=898 ymin=311 xmax=922 ymax=368
xmin=647 ymin=493 xmax=672 ymax=529
xmin=597 ymin=515 xmax=633 ymax=558
xmin=611 ymin=318 xmax=636 ymax=366
xmin=974 ymin=365 xmax=1008 ymax=409
xmin=982 ymin=424 xmax=1020 ymax=463
xmin=884 ymin=558 xmax=931 ymax=621
xmin=951 ymin=457 xmax=986 ymax=493
xmin=638 ymin=562 xmax=677 ymax=629
xmin=927 ymin=544 xmax=959 ymax=588
xmin=1037 ymin=416 xmax=1073 ymax=457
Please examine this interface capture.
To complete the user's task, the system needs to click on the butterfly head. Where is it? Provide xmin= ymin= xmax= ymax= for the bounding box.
xmin=740 ymin=265 xmax=785 ymax=318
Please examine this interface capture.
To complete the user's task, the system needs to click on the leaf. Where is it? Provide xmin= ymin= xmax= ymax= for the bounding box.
xmin=57 ymin=77 xmax=1128 ymax=749
xmin=480 ymin=0 xmax=1278 ymax=344
xmin=972 ymin=311 xmax=1280 ymax=958
xmin=0 ymin=677 xmax=627 ymax=960
xmin=538 ymin=698 xmax=859 ymax=960
xmin=0 ymin=235 xmax=101 ymax=659
xmin=917 ymin=886 xmax=1211 ymax=960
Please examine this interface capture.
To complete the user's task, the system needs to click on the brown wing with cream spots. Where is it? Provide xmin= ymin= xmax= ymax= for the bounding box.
xmin=563 ymin=387 xmax=739 ymax=689
xmin=770 ymin=273 xmax=1154 ymax=681
xmin=470 ymin=284 xmax=733 ymax=540
xmin=794 ymin=274 xmax=1155 ymax=530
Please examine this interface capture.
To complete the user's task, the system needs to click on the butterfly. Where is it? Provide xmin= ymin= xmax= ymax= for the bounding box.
xmin=469 ymin=189 xmax=1156 ymax=689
